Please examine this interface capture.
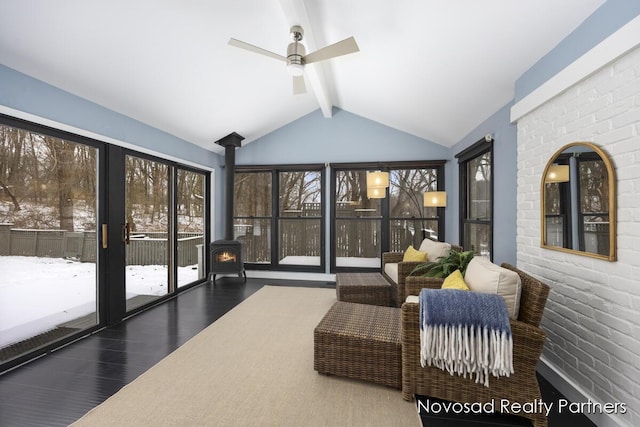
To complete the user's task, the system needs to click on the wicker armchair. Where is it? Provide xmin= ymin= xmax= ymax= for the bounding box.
xmin=382 ymin=240 xmax=462 ymax=307
xmin=401 ymin=263 xmax=551 ymax=427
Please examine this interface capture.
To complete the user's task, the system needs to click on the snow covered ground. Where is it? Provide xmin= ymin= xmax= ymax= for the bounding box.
xmin=1 ymin=254 xmax=380 ymax=349
xmin=0 ymin=256 xmax=198 ymax=347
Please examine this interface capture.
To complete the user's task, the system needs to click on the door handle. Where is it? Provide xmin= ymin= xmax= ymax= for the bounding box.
xmin=124 ymin=222 xmax=131 ymax=245
xmin=102 ymin=224 xmax=108 ymax=249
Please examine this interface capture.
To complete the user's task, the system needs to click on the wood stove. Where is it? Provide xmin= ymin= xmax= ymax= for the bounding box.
xmin=210 ymin=239 xmax=245 ymax=282
xmin=210 ymin=132 xmax=246 ymax=283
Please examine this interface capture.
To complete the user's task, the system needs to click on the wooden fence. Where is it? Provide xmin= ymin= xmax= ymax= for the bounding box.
xmin=235 ymin=220 xmax=432 ymax=263
xmin=0 ymin=224 xmax=202 ymax=267
xmin=0 ymin=219 xmax=440 ymax=267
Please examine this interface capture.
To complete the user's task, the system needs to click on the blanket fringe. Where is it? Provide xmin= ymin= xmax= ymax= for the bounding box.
xmin=420 ymin=324 xmax=513 ymax=387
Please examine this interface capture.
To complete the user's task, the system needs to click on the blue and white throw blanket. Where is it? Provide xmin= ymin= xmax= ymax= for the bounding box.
xmin=419 ymin=288 xmax=513 ymax=387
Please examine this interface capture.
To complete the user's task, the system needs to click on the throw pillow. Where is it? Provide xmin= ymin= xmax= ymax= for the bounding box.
xmin=418 ymin=238 xmax=451 ymax=262
xmin=464 ymin=256 xmax=522 ymax=319
xmin=403 ymin=245 xmax=427 ymax=262
xmin=441 ymin=269 xmax=469 ymax=290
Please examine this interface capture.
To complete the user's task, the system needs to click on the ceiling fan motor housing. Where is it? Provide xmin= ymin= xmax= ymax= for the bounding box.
xmin=286 ymin=26 xmax=305 ymax=76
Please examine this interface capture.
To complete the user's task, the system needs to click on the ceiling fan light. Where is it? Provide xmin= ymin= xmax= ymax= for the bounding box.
xmin=287 ymin=63 xmax=304 ymax=76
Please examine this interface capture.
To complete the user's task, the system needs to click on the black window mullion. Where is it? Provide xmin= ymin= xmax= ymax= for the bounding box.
xmin=271 ymin=170 xmax=279 ymax=268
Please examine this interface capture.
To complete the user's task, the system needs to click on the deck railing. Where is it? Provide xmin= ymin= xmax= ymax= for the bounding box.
xmin=0 ymin=224 xmax=202 ymax=267
xmin=0 ymin=220 xmax=447 ymax=267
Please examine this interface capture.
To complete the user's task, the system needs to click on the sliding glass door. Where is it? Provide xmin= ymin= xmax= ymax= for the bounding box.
xmin=0 ymin=121 xmax=101 ymax=365
xmin=124 ymin=155 xmax=170 ymax=311
xmin=176 ymin=169 xmax=206 ymax=287
xmin=0 ymin=116 xmax=211 ymax=372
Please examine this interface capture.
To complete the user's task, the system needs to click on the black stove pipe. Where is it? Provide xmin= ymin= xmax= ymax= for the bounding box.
xmin=215 ymin=132 xmax=244 ymax=241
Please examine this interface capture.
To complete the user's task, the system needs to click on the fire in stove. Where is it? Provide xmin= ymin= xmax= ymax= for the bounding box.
xmin=217 ymin=251 xmax=236 ymax=263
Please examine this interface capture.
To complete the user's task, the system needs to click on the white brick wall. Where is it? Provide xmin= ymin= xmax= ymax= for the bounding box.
xmin=516 ymin=45 xmax=640 ymax=426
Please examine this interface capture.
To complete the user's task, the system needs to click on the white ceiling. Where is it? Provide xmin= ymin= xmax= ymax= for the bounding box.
xmin=0 ymin=0 xmax=605 ymax=154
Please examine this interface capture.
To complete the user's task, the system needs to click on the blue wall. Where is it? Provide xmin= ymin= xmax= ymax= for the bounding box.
xmin=236 ymin=108 xmax=450 ymax=164
xmin=0 ymin=64 xmax=219 ymax=167
xmin=515 ymin=0 xmax=640 ymax=101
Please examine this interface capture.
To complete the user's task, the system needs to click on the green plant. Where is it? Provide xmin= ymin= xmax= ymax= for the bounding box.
xmin=409 ymin=249 xmax=475 ymax=278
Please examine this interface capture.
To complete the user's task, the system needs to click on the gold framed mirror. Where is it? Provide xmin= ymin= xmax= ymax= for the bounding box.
xmin=540 ymin=142 xmax=616 ymax=261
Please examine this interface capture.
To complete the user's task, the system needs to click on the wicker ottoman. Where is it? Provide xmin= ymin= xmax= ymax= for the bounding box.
xmin=314 ymin=301 xmax=402 ymax=389
xmin=336 ymin=272 xmax=393 ymax=306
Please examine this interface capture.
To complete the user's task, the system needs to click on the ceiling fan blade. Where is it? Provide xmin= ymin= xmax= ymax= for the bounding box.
xmin=292 ymin=75 xmax=306 ymax=95
xmin=303 ymin=36 xmax=359 ymax=64
xmin=228 ymin=38 xmax=286 ymax=62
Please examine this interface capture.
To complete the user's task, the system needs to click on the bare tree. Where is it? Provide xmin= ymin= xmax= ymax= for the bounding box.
xmin=43 ymin=136 xmax=77 ymax=230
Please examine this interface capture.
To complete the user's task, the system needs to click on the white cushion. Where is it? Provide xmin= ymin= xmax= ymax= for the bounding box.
xmin=406 ymin=295 xmax=419 ymax=304
xmin=464 ymin=256 xmax=522 ymax=319
xmin=384 ymin=262 xmax=399 ymax=284
xmin=418 ymin=239 xmax=451 ymax=262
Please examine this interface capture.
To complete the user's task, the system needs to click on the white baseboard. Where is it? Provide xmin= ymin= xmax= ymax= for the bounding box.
xmin=538 ymin=356 xmax=631 ymax=427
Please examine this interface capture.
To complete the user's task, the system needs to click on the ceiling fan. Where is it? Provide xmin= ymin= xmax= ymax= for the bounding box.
xmin=228 ymin=25 xmax=359 ymax=95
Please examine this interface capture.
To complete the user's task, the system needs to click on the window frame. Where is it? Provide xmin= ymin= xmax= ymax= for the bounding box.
xmin=457 ymin=138 xmax=493 ymax=259
xmin=330 ymin=160 xmax=446 ymax=273
xmin=234 ymin=164 xmax=325 ymax=272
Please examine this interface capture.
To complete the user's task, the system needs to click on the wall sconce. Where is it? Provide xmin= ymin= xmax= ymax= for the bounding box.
xmin=423 ymin=191 xmax=447 ymax=207
xmin=545 ymin=164 xmax=570 ymax=183
xmin=366 ymin=171 xmax=389 ymax=188
xmin=367 ymin=187 xmax=386 ymax=199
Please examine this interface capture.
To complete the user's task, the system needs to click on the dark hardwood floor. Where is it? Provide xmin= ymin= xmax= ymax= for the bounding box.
xmin=0 ymin=277 xmax=595 ymax=427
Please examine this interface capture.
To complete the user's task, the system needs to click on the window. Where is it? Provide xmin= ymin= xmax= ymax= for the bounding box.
xmin=457 ymin=138 xmax=493 ymax=258
xmin=333 ymin=169 xmax=382 ymax=269
xmin=278 ymin=170 xmax=322 ymax=266
xmin=388 ymin=167 xmax=442 ymax=251
xmin=234 ymin=165 xmax=324 ymax=271
xmin=234 ymin=171 xmax=272 ymax=264
xmin=331 ymin=161 xmax=445 ymax=271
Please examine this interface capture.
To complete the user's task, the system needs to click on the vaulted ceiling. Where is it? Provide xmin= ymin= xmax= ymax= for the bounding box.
xmin=0 ymin=0 xmax=605 ymax=154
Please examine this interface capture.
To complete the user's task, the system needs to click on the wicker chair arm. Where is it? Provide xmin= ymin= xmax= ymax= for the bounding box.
xmin=404 ymin=276 xmax=443 ymax=297
xmin=382 ymin=252 xmax=404 ymax=265
xmin=510 ymin=320 xmax=546 ymax=365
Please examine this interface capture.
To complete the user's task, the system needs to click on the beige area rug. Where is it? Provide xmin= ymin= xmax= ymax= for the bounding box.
xmin=71 ymin=286 xmax=420 ymax=427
